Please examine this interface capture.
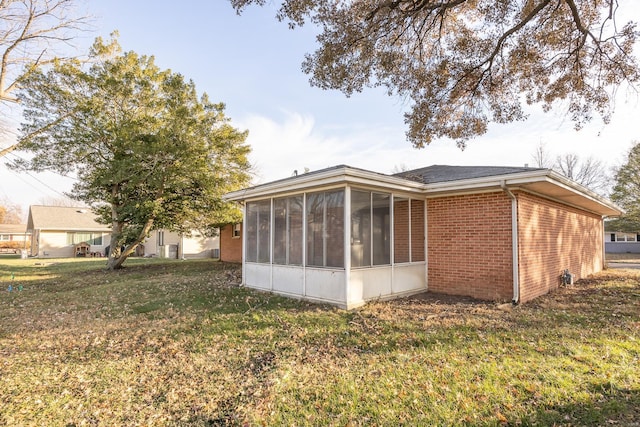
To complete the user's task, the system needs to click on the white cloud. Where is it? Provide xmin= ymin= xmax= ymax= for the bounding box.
xmin=238 ymin=98 xmax=639 ymax=187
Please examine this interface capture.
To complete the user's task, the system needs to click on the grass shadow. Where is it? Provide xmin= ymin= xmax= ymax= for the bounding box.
xmin=516 ymin=384 xmax=640 ymax=426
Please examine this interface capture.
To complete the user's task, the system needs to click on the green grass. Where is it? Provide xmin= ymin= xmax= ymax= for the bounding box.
xmin=1 ymin=258 xmax=639 ymax=426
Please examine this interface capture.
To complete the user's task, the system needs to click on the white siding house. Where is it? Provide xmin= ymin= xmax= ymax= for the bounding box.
xmin=143 ymin=229 xmax=219 ymax=259
xmin=27 ymin=206 xmax=111 ymax=258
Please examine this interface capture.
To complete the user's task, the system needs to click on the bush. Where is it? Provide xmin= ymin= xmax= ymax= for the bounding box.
xmin=0 ymin=240 xmax=30 ymax=250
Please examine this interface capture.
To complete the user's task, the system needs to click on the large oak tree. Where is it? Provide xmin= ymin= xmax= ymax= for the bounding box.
xmin=232 ymin=0 xmax=639 ymax=148
xmin=15 ymin=38 xmax=252 ymax=269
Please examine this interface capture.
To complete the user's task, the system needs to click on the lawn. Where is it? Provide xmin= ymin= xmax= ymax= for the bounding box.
xmin=1 ymin=258 xmax=638 ymax=426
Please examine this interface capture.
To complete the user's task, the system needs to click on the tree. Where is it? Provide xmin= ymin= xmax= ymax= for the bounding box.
xmin=610 ymin=141 xmax=640 ymax=231
xmin=15 ymin=38 xmax=252 ymax=270
xmin=531 ymin=143 xmax=554 ymax=170
xmin=555 ymin=153 xmax=610 ymax=193
xmin=1 ymin=0 xmax=90 ymax=156
xmin=531 ymin=143 xmax=610 ymax=195
xmin=231 ymin=0 xmax=639 ymax=148
xmin=0 ymin=197 xmax=23 ymax=223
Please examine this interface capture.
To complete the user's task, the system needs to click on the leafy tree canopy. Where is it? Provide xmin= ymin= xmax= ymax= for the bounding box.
xmin=232 ymin=0 xmax=639 ymax=148
xmin=610 ymin=141 xmax=640 ymax=231
xmin=15 ymin=37 xmax=252 ymax=269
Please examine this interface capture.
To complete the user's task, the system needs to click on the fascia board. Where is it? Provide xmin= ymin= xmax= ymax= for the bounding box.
xmin=509 ymin=171 xmax=621 ymax=216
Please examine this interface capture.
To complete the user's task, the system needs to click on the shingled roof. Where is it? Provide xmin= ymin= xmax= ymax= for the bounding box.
xmin=0 ymin=224 xmax=28 ymax=234
xmin=393 ymin=165 xmax=545 ymax=184
xmin=27 ymin=206 xmax=110 ymax=231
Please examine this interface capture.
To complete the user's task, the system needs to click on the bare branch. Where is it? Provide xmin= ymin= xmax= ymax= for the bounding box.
xmin=0 ymin=0 xmax=90 ymax=103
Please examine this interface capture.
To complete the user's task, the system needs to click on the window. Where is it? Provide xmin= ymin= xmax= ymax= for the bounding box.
xmin=351 ymin=190 xmax=371 ymax=266
xmin=232 ymin=223 xmax=241 ymax=238
xmin=245 ymin=200 xmax=271 ymax=263
xmin=410 ymin=199 xmax=425 ymax=261
xmin=0 ymin=234 xmax=9 ymax=241
xmin=393 ymin=197 xmax=410 ymax=263
xmin=306 ymin=190 xmax=344 ymax=267
xmin=351 ymin=190 xmax=390 ymax=267
xmin=393 ymin=197 xmax=425 ymax=263
xmin=66 ymin=232 xmax=103 ymax=245
xmin=273 ymin=196 xmax=303 ymax=265
xmin=615 ymin=233 xmax=638 ymax=242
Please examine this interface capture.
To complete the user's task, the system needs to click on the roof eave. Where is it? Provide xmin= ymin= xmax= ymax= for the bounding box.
xmin=224 ymin=166 xmax=425 ymax=201
xmin=425 ymin=169 xmax=620 ymax=217
xmin=224 ymin=166 xmax=621 ymax=217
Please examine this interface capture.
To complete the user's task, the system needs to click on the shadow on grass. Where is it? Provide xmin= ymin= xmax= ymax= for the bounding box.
xmin=519 ymin=384 xmax=640 ymax=426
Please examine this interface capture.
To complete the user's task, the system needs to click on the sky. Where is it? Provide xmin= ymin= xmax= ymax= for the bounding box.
xmin=1 ymin=1 xmax=639 ymax=217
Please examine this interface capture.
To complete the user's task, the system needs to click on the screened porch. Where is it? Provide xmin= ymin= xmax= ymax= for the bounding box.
xmin=242 ymin=186 xmax=427 ymax=308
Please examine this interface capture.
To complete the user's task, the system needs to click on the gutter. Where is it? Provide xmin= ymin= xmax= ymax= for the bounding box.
xmin=501 ymin=181 xmax=520 ymax=304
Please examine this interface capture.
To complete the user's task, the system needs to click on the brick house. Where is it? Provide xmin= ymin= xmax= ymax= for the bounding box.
xmin=224 ymin=165 xmax=620 ymax=309
xmin=219 ymin=223 xmax=243 ymax=262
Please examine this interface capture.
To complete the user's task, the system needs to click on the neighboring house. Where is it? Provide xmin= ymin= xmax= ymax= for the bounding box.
xmin=27 ymin=206 xmax=111 ymax=258
xmin=0 ymin=224 xmax=30 ymax=253
xmin=143 ymin=229 xmax=220 ymax=259
xmin=219 ymin=223 xmax=242 ymax=262
xmin=604 ymin=230 xmax=640 ymax=253
xmin=224 ymin=164 xmax=620 ymax=309
xmin=0 ymin=223 xmax=30 ymax=243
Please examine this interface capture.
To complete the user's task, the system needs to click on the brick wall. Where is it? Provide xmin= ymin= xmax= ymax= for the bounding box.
xmin=427 ymin=192 xmax=514 ymax=301
xmin=517 ymin=192 xmax=604 ymax=302
xmin=220 ymin=223 xmax=242 ymax=263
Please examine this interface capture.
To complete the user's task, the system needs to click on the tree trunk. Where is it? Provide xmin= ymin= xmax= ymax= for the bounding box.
xmin=105 ymin=217 xmax=155 ymax=271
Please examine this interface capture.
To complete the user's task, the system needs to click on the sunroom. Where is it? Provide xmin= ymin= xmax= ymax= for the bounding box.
xmin=226 ymin=166 xmax=429 ymax=309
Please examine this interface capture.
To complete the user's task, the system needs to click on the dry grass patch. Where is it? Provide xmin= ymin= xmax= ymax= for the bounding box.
xmin=1 ymin=259 xmax=639 ymax=426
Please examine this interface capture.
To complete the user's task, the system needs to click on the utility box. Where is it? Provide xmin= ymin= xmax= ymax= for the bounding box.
xmin=161 ymin=244 xmax=178 ymax=259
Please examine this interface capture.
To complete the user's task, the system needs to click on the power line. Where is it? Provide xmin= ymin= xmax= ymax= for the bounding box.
xmin=4 ymin=150 xmax=78 ymax=181
xmin=0 ymin=155 xmax=72 ymax=199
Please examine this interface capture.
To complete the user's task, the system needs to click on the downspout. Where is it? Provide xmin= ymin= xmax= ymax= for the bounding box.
xmin=501 ymin=181 xmax=520 ymax=304
xmin=602 ymin=216 xmax=608 ymax=270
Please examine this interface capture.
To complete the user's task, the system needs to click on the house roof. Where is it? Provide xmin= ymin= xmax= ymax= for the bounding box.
xmin=27 ymin=206 xmax=111 ymax=232
xmin=224 ymin=164 xmax=621 ymax=217
xmin=394 ymin=165 xmax=545 ymax=183
xmin=0 ymin=224 xmax=28 ymax=234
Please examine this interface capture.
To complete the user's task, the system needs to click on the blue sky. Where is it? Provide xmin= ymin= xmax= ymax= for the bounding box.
xmin=2 ymin=1 xmax=639 ymax=213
